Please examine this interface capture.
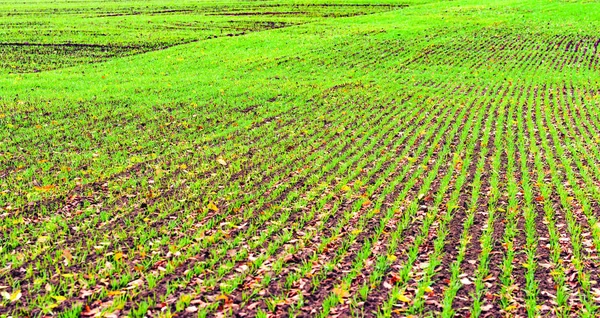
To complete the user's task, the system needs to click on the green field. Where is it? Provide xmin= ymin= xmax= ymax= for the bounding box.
xmin=2 ymin=0 xmax=600 ymax=316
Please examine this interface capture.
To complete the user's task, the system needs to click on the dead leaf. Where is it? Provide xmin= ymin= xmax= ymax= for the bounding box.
xmin=396 ymin=293 xmax=411 ymax=303
xmin=460 ymin=277 xmax=472 ymax=285
xmin=216 ymin=157 xmax=227 ymax=166
xmin=1 ymin=290 xmax=21 ymax=302
xmin=333 ymin=286 xmax=350 ymax=299
xmin=216 ymin=294 xmax=229 ymax=302
xmin=505 ymin=304 xmax=518 ymax=311
xmin=81 ymin=306 xmax=101 ymax=317
xmin=52 ymin=295 xmax=67 ymax=303
xmin=186 ymin=306 xmax=198 ymax=313
xmin=125 ymin=279 xmax=144 ymax=290
xmin=207 ymin=202 xmax=219 ymax=212
xmin=391 ymin=273 xmax=402 ymax=284
xmin=63 ymin=249 xmax=73 ymax=263
xmin=34 ymin=185 xmax=56 ymax=192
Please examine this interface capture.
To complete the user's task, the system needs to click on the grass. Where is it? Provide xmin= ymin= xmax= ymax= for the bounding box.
xmin=2 ymin=0 xmax=600 ymax=316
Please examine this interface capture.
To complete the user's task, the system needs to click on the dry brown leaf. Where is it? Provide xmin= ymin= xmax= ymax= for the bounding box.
xmin=63 ymin=249 xmax=73 ymax=263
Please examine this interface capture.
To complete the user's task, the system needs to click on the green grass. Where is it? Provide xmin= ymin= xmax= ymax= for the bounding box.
xmin=0 ymin=0 xmax=405 ymax=73
xmin=2 ymin=0 xmax=600 ymax=316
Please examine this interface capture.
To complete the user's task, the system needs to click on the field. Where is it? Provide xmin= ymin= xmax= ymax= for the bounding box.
xmin=2 ymin=0 xmax=600 ymax=316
